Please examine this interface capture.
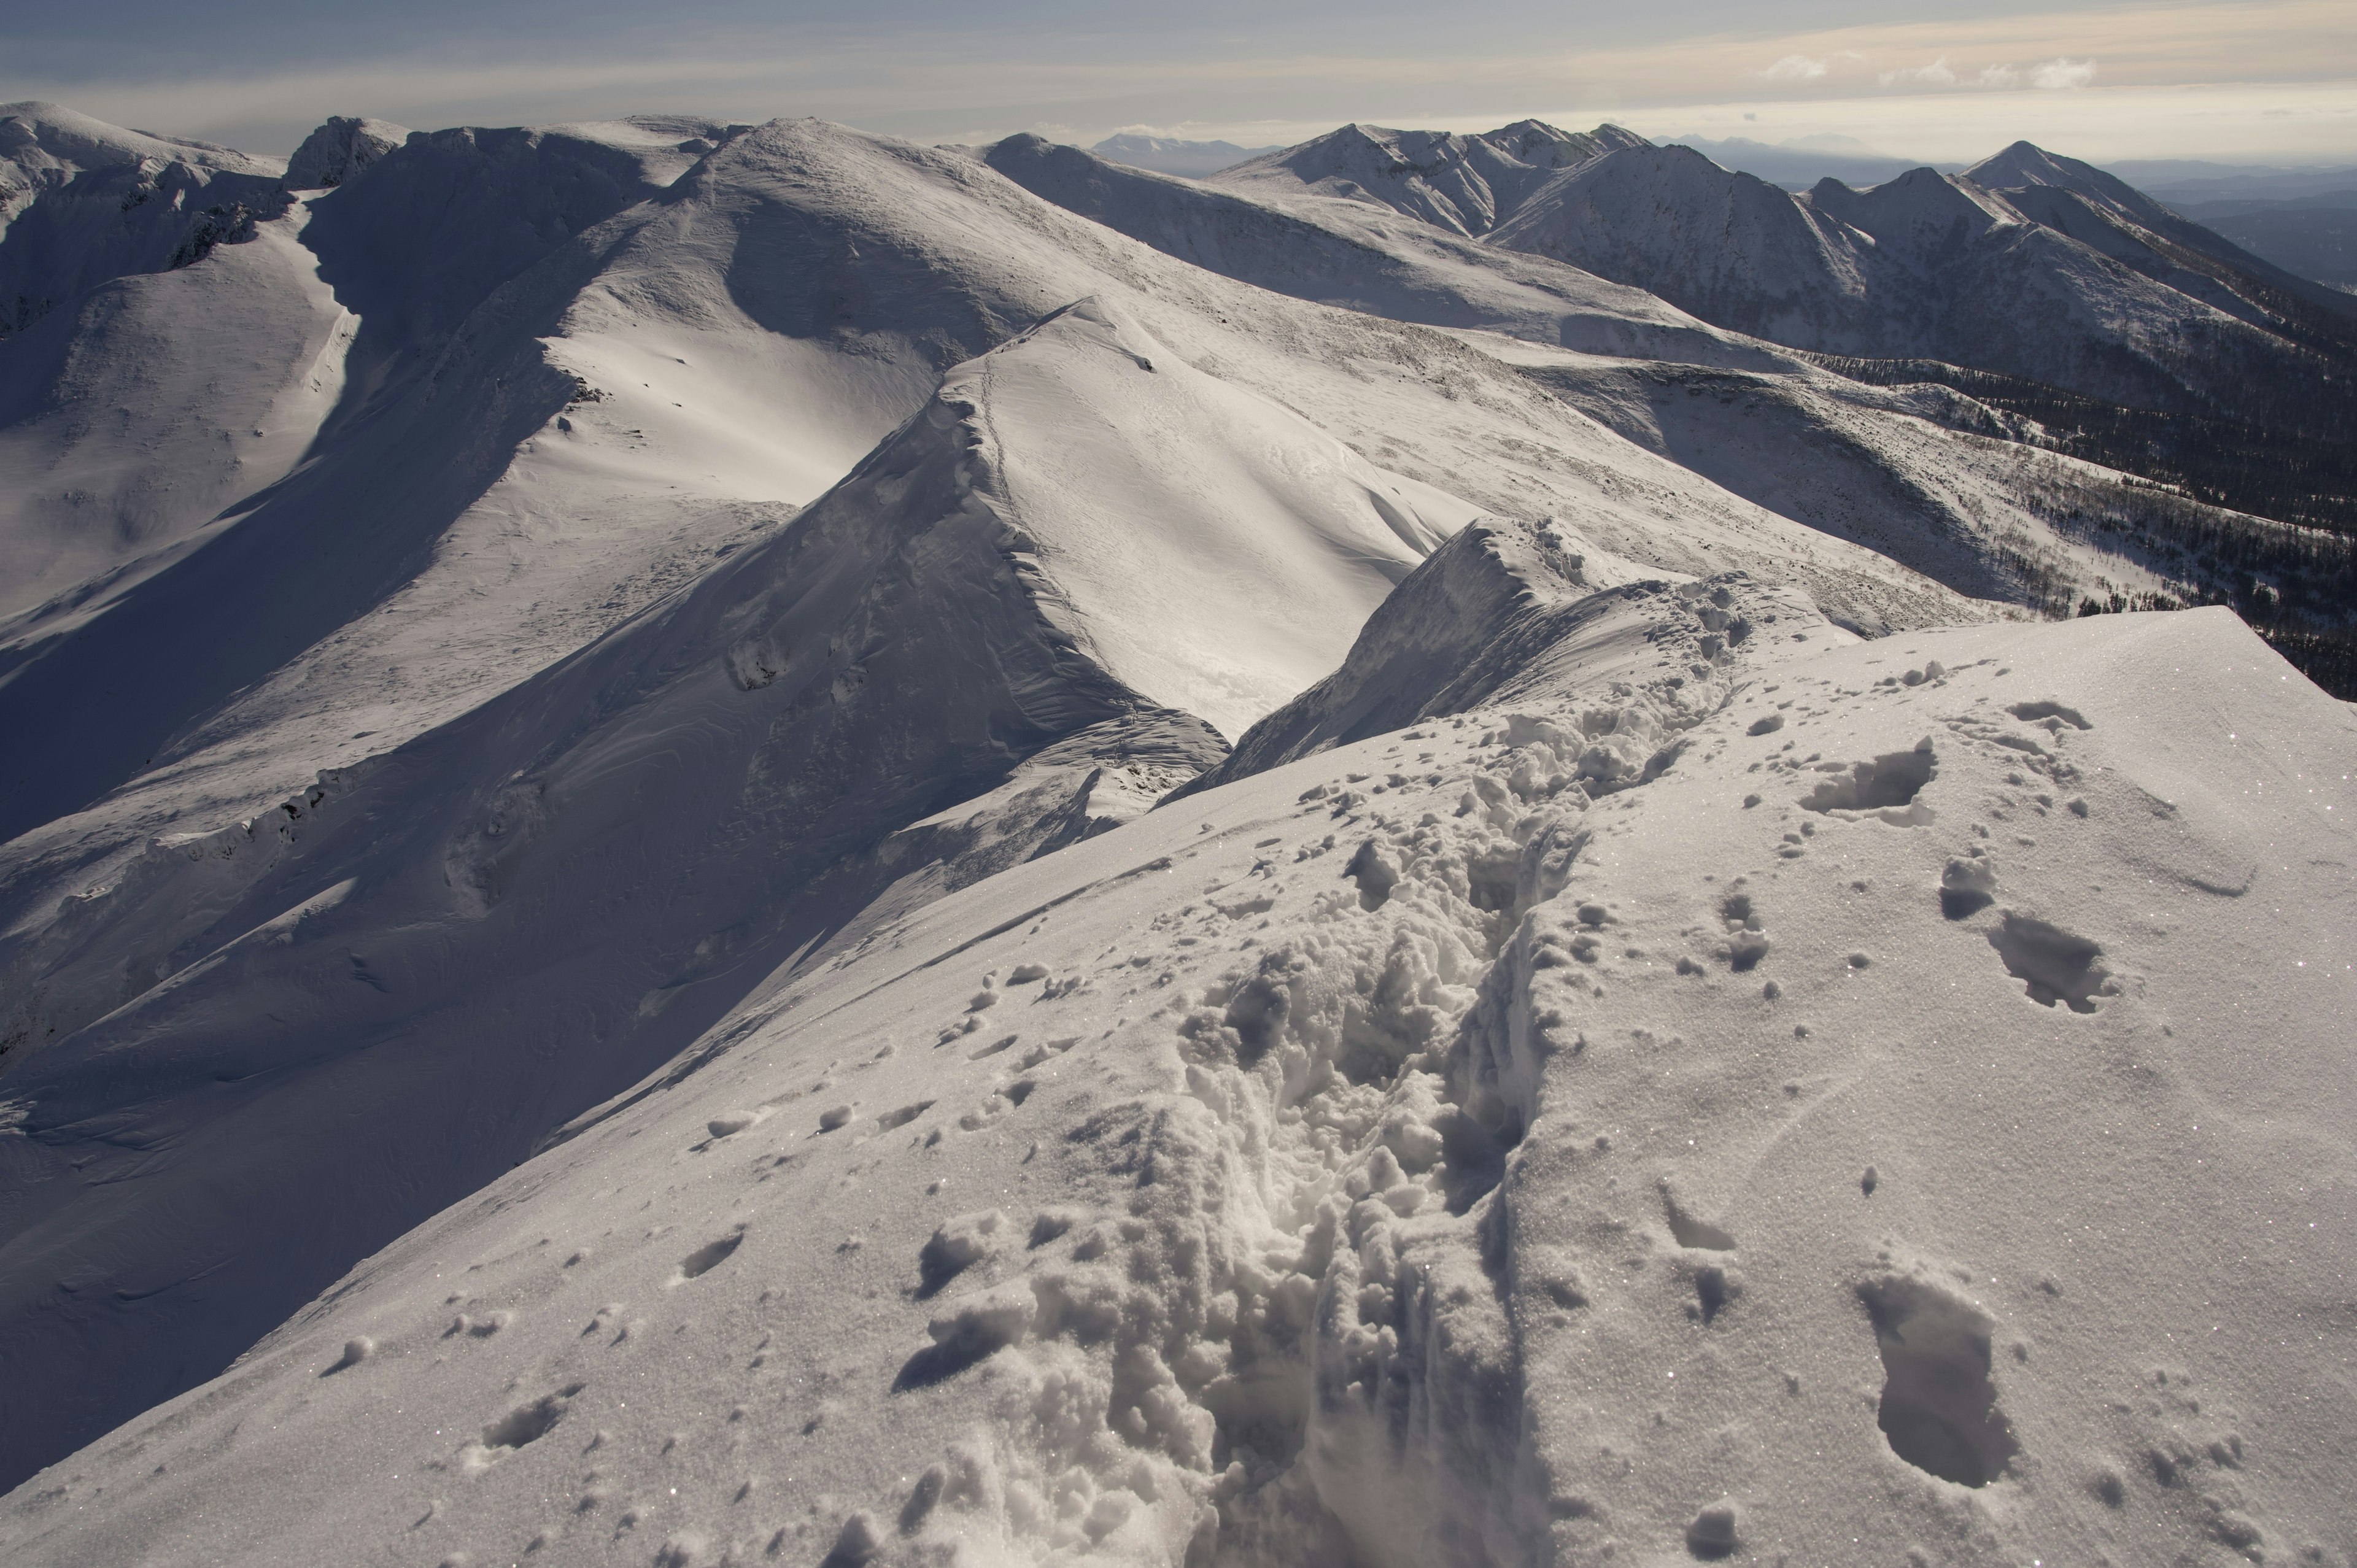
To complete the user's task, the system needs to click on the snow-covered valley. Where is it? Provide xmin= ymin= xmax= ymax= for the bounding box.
xmin=0 ymin=101 xmax=2351 ymax=1567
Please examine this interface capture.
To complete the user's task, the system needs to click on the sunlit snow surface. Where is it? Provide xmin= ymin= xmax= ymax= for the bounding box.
xmin=7 ymin=583 xmax=2349 ymax=1567
xmin=1 ymin=99 xmax=2353 ymax=1567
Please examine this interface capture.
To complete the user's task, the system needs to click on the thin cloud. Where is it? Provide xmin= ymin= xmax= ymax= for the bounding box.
xmin=1761 ymin=54 xmax=1830 ymax=82
xmin=2032 ymin=58 xmax=2099 ymax=88
xmin=1879 ymin=57 xmax=1959 ymax=87
xmin=0 ymin=0 xmax=2332 ymax=159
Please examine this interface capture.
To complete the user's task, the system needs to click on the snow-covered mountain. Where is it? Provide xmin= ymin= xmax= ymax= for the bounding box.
xmin=1089 ymin=135 xmax=1279 ymax=179
xmin=1479 ymin=139 xmax=2357 ymax=416
xmin=0 ymin=102 xmax=1977 ymax=1493
xmin=1212 ymin=121 xmax=1649 ymax=238
xmin=9 ymin=514 xmax=2351 ymax=1568
xmin=1 ymin=101 xmax=2352 ymax=1566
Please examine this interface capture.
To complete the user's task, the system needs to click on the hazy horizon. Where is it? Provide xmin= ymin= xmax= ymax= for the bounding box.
xmin=2 ymin=0 xmax=2351 ymax=165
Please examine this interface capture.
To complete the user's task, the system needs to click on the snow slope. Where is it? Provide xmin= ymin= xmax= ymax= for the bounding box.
xmin=4 ymin=103 xmax=2351 ymax=1545
xmin=983 ymin=135 xmax=2299 ymax=622
xmin=0 ymin=286 xmax=1484 ymax=1487
xmin=1957 ymin=141 xmax=2357 ymax=367
xmin=2 ymin=109 xmax=2002 ymax=982
xmin=0 ymin=103 xmax=330 ymax=622
xmin=6 ymin=523 xmax=2346 ymax=1567
xmin=983 ymin=134 xmax=1794 ymax=371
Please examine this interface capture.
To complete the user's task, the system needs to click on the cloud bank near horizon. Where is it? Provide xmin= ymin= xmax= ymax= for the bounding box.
xmin=2 ymin=0 xmax=2350 ymax=164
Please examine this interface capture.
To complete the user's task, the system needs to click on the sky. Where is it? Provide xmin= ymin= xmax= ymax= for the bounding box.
xmin=2 ymin=0 xmax=2352 ymax=166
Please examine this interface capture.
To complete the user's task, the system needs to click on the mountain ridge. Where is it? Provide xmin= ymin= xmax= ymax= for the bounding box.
xmin=0 ymin=102 xmax=2350 ymax=1561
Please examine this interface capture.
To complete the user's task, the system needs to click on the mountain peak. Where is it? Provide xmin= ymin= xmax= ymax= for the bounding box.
xmin=285 ymin=115 xmax=412 ymax=190
xmin=1215 ymin=118 xmax=1652 ymax=234
xmin=0 ymin=100 xmax=278 ymax=176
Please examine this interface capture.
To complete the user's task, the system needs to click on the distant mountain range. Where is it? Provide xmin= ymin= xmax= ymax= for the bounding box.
xmin=1006 ymin=118 xmax=2357 ymax=552
xmin=2165 ymin=190 xmax=2357 ymax=288
xmin=1094 ymin=128 xmax=2357 ymax=293
xmin=1668 ymin=134 xmax=1966 ymax=191
xmin=1088 ymin=133 xmax=1279 ymax=177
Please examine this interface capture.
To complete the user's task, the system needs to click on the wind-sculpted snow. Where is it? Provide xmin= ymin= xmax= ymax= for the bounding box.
xmin=1181 ymin=516 xmax=1851 ymax=795
xmin=0 ymin=291 xmax=1493 ymax=1489
xmin=5 ymin=589 xmax=2345 ymax=1567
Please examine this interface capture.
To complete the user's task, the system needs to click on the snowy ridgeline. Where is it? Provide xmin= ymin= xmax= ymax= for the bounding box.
xmin=6 ymin=522 xmax=2351 ymax=1568
xmin=0 ymin=99 xmax=2351 ymax=1568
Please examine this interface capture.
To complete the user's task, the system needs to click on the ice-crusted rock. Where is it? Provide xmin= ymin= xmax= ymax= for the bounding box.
xmin=283 ymin=115 xmax=410 ymax=189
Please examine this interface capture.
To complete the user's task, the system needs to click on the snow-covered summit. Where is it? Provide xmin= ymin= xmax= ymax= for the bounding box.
xmin=282 ymin=115 xmax=411 ymax=189
xmin=0 ymin=101 xmax=279 ymax=183
xmin=1212 ymin=120 xmax=1648 ymax=236
xmin=1476 ymin=137 xmax=2356 ymax=415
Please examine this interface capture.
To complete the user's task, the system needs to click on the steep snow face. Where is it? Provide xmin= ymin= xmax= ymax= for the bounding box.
xmin=0 ymin=113 xmax=749 ymax=836
xmin=301 ymin=117 xmax=733 ymax=366
xmin=1212 ymin=120 xmax=1649 ymax=237
xmin=6 ymin=569 xmax=2345 ymax=1567
xmin=1803 ymin=166 xmax=2017 ymax=264
xmin=990 ymin=134 xmax=2322 ymax=631
xmin=0 ymin=209 xmax=350 ymax=625
xmin=0 ymin=106 xmax=348 ymax=632
xmin=0 ymin=101 xmax=276 ymax=208
xmin=951 ymin=299 xmax=1477 ymax=736
xmin=282 ymin=115 xmax=410 ymax=190
xmin=1492 ymin=145 xmax=1874 ymax=347
xmin=0 ymin=110 xmax=1989 ymax=884
xmin=1962 ymin=142 xmax=2357 ymax=331
xmin=0 ymin=102 xmax=290 ymax=332
xmin=1493 ymin=341 xmax=2223 ymax=614
xmin=1966 ymin=141 xmax=2173 ymax=229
